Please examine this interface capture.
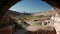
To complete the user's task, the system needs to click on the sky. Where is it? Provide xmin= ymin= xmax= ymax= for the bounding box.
xmin=9 ymin=0 xmax=52 ymax=13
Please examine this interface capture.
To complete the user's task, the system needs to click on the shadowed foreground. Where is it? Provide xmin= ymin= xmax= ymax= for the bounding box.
xmin=13 ymin=26 xmax=56 ymax=34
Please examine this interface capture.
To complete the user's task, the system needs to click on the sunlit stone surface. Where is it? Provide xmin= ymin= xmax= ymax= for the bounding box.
xmin=51 ymin=13 xmax=60 ymax=34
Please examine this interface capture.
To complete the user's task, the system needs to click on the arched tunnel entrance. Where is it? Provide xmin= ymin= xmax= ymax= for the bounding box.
xmin=0 ymin=0 xmax=60 ymax=34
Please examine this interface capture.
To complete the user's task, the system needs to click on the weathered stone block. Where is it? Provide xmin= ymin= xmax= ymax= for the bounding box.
xmin=0 ymin=24 xmax=15 ymax=34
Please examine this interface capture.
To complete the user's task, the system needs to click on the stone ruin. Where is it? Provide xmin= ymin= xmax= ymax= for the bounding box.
xmin=0 ymin=0 xmax=60 ymax=34
xmin=43 ymin=0 xmax=60 ymax=34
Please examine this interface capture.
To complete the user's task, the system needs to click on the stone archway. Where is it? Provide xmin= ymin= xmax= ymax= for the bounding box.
xmin=0 ymin=0 xmax=21 ymax=26
xmin=0 ymin=0 xmax=59 ymax=34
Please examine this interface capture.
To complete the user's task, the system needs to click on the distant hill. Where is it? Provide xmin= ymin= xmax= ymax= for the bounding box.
xmin=8 ymin=10 xmax=23 ymax=16
xmin=32 ymin=8 xmax=56 ymax=16
xmin=8 ymin=10 xmax=31 ymax=17
xmin=8 ymin=8 xmax=56 ymax=17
